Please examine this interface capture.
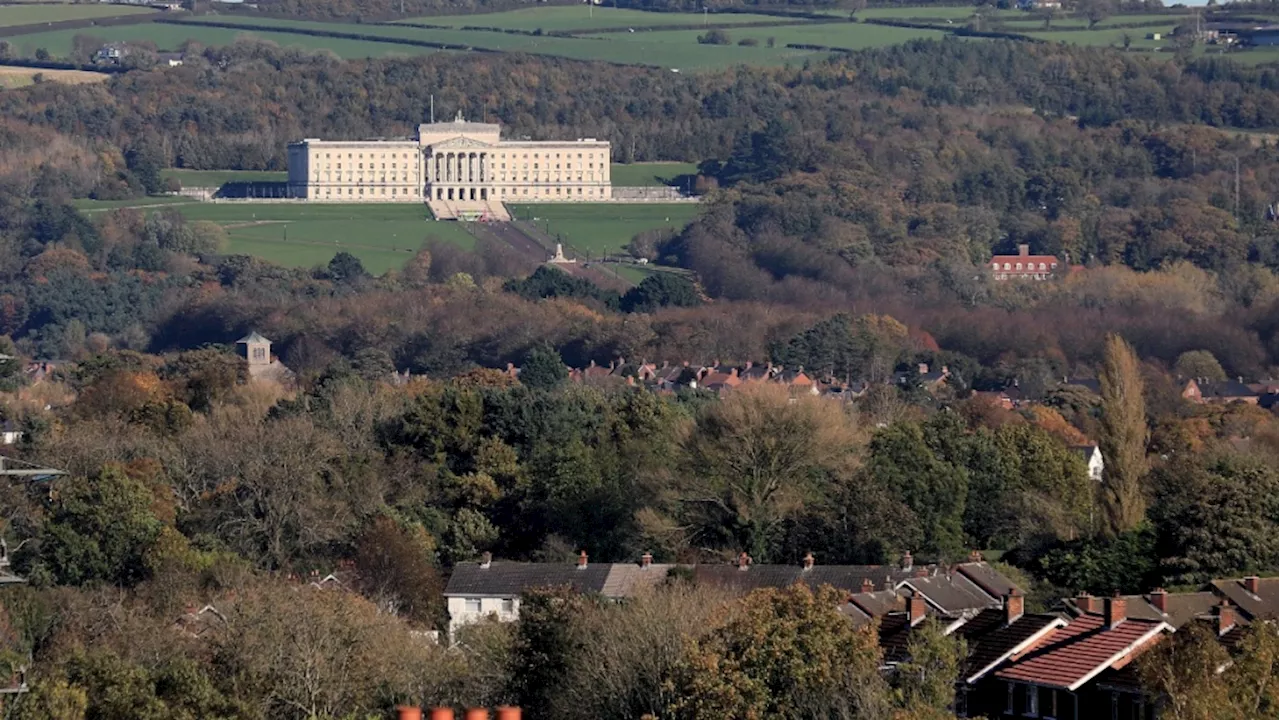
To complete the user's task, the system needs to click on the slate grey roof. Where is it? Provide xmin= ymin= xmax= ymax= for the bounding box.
xmin=1060 ymin=591 xmax=1223 ymax=629
xmin=849 ymin=589 xmax=904 ymax=619
xmin=237 ymin=331 xmax=270 ymax=345
xmin=694 ymin=563 xmax=927 ymax=595
xmin=899 ymin=573 xmax=1001 ymax=615
xmin=955 ymin=562 xmax=1018 ymax=601
xmin=1209 ymin=577 xmax=1278 ymax=621
xmin=1200 ymin=380 xmax=1260 ymax=399
xmin=445 ymin=561 xmax=612 ymax=598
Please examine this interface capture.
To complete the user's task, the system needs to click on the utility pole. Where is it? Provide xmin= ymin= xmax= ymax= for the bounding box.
xmin=430 ymin=94 xmax=434 ymax=124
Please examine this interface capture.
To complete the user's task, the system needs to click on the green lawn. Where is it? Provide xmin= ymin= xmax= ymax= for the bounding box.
xmin=177 ymin=15 xmax=827 ymax=69
xmin=73 ymin=195 xmax=195 ymax=211
xmin=78 ymin=200 xmax=474 ymax=275
xmin=398 ymin=6 xmax=792 ymax=31
xmin=611 ymin=162 xmax=699 ymax=187
xmin=605 ymin=262 xmax=691 ymax=284
xmin=508 ymin=203 xmax=701 ymax=255
xmin=0 ymin=3 xmax=155 ymax=27
xmin=593 ymin=22 xmax=947 ymax=50
xmin=1025 ymin=25 xmax=1181 ymax=49
xmin=9 ymin=22 xmax=446 ymax=59
xmin=162 ymin=169 xmax=288 ymax=186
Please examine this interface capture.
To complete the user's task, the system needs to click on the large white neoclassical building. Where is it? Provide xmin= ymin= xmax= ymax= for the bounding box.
xmin=286 ymin=113 xmax=611 ymax=220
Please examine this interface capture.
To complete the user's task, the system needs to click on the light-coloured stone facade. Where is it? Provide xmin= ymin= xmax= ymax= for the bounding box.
xmin=286 ymin=114 xmax=611 ymax=212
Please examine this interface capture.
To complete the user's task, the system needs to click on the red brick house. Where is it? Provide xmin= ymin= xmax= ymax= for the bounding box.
xmin=990 ymin=245 xmax=1060 ymax=281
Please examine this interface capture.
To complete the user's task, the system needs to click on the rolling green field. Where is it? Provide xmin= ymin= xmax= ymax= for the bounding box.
xmin=7 ymin=22 xmax=447 ymax=60
xmin=509 ymin=203 xmax=701 ymax=255
xmin=1026 ymin=25 xmax=1182 ymax=49
xmin=0 ymin=3 xmax=155 ymax=27
xmin=398 ymin=6 xmax=791 ymax=31
xmin=611 ymin=162 xmax=699 ymax=187
xmin=593 ymin=22 xmax=947 ymax=51
xmin=176 ymin=15 xmax=826 ymax=69
xmin=162 ymin=169 xmax=288 ymax=186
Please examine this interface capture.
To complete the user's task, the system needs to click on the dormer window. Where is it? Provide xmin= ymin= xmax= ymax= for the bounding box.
xmin=992 ymin=263 xmax=999 ymax=270
xmin=1015 ymin=263 xmax=1023 ymax=270
xmin=1003 ymin=263 xmax=1011 ymax=270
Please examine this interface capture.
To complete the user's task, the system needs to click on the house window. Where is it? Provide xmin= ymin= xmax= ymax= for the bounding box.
xmin=1043 ymin=689 xmax=1058 ymax=720
xmin=1025 ymin=685 xmax=1039 ymax=717
xmin=1003 ymin=263 xmax=1011 ymax=270
xmin=501 ymin=598 xmax=515 ymax=613
xmin=1038 ymin=263 xmax=1047 ymax=271
xmin=252 ymin=348 xmax=266 ymax=361
xmin=464 ymin=598 xmax=481 ymax=613
xmin=1007 ymin=684 xmax=1016 ymax=715
xmin=1015 ymin=263 xmax=1023 ymax=270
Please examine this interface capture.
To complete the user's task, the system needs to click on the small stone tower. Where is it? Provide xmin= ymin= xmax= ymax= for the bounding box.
xmin=237 ymin=331 xmax=272 ymax=370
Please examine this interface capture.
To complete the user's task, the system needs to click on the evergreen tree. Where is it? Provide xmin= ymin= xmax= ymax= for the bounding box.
xmin=519 ymin=344 xmax=568 ymax=391
xmin=1098 ymin=334 xmax=1148 ymax=536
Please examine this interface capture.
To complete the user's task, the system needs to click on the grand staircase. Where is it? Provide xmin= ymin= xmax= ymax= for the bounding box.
xmin=427 ymin=198 xmax=510 ymax=222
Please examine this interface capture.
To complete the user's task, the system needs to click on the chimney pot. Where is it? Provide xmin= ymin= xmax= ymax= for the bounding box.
xmin=465 ymin=709 xmax=489 ymax=720
xmin=641 ymin=552 xmax=653 ymax=569
xmin=802 ymin=552 xmax=814 ymax=570
xmin=900 ymin=551 xmax=913 ymax=571
xmin=397 ymin=708 xmax=423 ymax=720
xmin=860 ymin=577 xmax=874 ymax=593
xmin=1244 ymin=576 xmax=1260 ymax=594
xmin=428 ymin=709 xmax=453 ymax=720
xmin=1149 ymin=588 xmax=1168 ymax=613
xmin=1004 ymin=589 xmax=1024 ymax=625
xmin=1104 ymin=595 xmax=1127 ymax=629
xmin=577 ymin=550 xmax=588 ymax=569
xmin=918 ymin=363 xmax=929 ymax=374
xmin=495 ymin=708 xmax=522 ymax=720
xmin=968 ymin=550 xmax=982 ymax=563
xmin=1076 ymin=592 xmax=1099 ymax=614
xmin=480 ymin=551 xmax=492 ymax=569
xmin=737 ymin=552 xmax=751 ymax=570
xmin=907 ymin=590 xmax=927 ymax=625
xmin=1215 ymin=600 xmax=1236 ymax=635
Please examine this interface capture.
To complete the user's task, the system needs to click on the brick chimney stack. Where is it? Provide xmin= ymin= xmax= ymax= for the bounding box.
xmin=428 ymin=709 xmax=452 ymax=720
xmin=465 ymin=710 xmax=489 ymax=720
xmin=577 ymin=550 xmax=588 ymax=569
xmin=802 ymin=552 xmax=814 ymax=571
xmin=397 ymin=707 xmax=423 ymax=720
xmin=907 ymin=590 xmax=927 ymax=626
xmin=1244 ymin=576 xmax=1261 ymax=594
xmin=1215 ymin=600 xmax=1236 ymax=635
xmin=1005 ymin=589 xmax=1024 ymax=625
xmin=1076 ymin=592 xmax=1099 ymax=614
xmin=641 ymin=551 xmax=653 ymax=569
xmin=860 ymin=577 xmax=875 ymax=593
xmin=968 ymin=550 xmax=982 ymax=563
xmin=737 ymin=552 xmax=751 ymax=570
xmin=1104 ymin=593 xmax=1127 ymax=629
xmin=1149 ymin=588 xmax=1168 ymax=613
xmin=1017 ymin=243 xmax=1030 ymax=257
xmin=480 ymin=552 xmax=492 ymax=569
xmin=900 ymin=551 xmax=913 ymax=571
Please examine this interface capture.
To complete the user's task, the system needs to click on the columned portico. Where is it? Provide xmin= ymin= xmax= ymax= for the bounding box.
xmin=286 ymin=111 xmax=610 ymax=217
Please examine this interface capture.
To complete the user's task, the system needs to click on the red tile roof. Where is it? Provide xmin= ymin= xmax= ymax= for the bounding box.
xmin=994 ymin=613 xmax=1170 ymax=691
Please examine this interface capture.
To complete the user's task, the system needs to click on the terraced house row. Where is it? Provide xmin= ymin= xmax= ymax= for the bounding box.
xmin=444 ymin=550 xmax=1277 ymax=720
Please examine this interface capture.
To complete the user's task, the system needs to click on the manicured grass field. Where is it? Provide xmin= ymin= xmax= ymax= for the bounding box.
xmin=9 ymin=22 xmax=445 ymax=60
xmin=0 ymin=3 xmax=155 ymax=27
xmin=177 ymin=15 xmax=826 ymax=69
xmin=593 ymin=22 xmax=947 ymax=51
xmin=398 ymin=6 xmax=790 ymax=31
xmin=162 ymin=169 xmax=288 ymax=186
xmin=611 ymin=162 xmax=699 ymax=187
xmin=508 ymin=203 xmax=701 ymax=255
xmin=77 ymin=200 xmax=475 ymax=275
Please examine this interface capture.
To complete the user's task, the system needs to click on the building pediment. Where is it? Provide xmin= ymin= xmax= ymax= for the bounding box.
xmin=429 ymin=136 xmax=496 ymax=150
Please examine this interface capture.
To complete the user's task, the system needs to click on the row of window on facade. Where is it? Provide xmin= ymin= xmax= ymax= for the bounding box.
xmin=323 ymin=163 xmax=420 ymax=171
xmin=993 ymin=262 xmax=1058 ymax=271
xmin=316 ymin=186 xmax=607 ymax=198
xmin=463 ymin=598 xmax=514 ymax=613
xmin=312 ymin=173 xmax=602 ymax=184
